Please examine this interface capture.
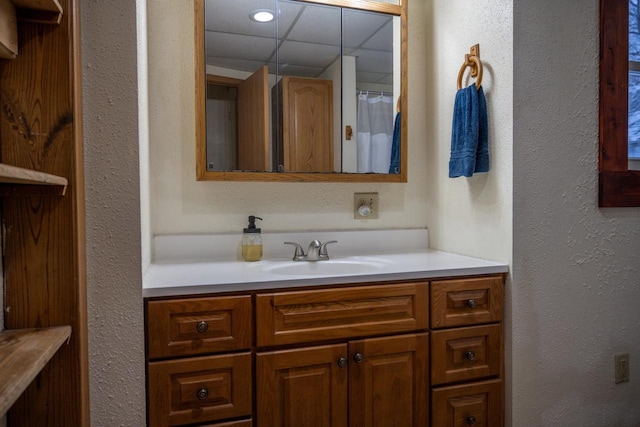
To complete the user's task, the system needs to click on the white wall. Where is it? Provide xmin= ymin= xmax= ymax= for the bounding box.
xmin=513 ymin=0 xmax=640 ymax=425
xmin=147 ymin=0 xmax=429 ymax=237
xmin=424 ymin=0 xmax=513 ymax=262
xmin=82 ymin=0 xmax=146 ymax=425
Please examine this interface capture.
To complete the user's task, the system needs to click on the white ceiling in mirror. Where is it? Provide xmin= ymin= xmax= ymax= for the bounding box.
xmin=285 ymin=4 xmax=340 ymax=46
xmin=362 ymin=20 xmax=393 ymax=51
xmin=205 ymin=0 xmax=278 ymax=37
xmin=206 ymin=32 xmax=276 ymax=62
xmin=204 ymin=0 xmax=394 ymax=83
xmin=342 ymin=10 xmax=391 ymax=49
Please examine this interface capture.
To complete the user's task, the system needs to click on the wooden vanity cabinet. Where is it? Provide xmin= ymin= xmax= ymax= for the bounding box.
xmin=255 ymin=282 xmax=430 ymax=427
xmin=145 ymin=274 xmax=505 ymax=427
xmin=256 ymin=334 xmax=429 ymax=427
xmin=146 ymin=296 xmax=254 ymax=427
xmin=430 ymin=276 xmax=505 ymax=427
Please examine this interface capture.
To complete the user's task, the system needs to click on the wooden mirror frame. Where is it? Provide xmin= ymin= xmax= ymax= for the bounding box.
xmin=599 ymin=0 xmax=640 ymax=206
xmin=194 ymin=0 xmax=408 ymax=182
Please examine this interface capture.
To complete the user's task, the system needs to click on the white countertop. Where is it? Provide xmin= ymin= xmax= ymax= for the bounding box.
xmin=144 ymin=230 xmax=508 ymax=297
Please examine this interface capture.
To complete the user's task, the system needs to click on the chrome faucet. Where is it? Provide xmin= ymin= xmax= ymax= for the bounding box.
xmin=284 ymin=240 xmax=337 ymax=261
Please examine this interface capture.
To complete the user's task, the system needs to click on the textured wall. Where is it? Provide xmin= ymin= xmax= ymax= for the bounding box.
xmin=146 ymin=0 xmax=429 ymax=236
xmin=513 ymin=1 xmax=640 ymax=425
xmin=82 ymin=0 xmax=146 ymax=425
xmin=424 ymin=0 xmax=513 ymax=263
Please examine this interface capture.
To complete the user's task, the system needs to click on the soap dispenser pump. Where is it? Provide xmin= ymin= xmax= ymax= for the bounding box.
xmin=242 ymin=216 xmax=263 ymax=261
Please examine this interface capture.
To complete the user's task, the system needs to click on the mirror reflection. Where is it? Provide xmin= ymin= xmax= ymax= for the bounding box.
xmin=203 ymin=0 xmax=401 ymax=174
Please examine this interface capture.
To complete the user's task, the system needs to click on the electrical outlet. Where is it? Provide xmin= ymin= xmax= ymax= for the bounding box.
xmin=354 ymin=192 xmax=379 ymax=219
xmin=615 ymin=353 xmax=630 ymax=383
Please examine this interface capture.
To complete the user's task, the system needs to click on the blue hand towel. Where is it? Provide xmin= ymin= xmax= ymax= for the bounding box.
xmin=389 ymin=112 xmax=401 ymax=174
xmin=475 ymin=87 xmax=489 ymax=173
xmin=449 ymin=85 xmax=489 ymax=178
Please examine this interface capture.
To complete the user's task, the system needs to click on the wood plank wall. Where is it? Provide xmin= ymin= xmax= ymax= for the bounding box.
xmin=0 ymin=0 xmax=88 ymax=424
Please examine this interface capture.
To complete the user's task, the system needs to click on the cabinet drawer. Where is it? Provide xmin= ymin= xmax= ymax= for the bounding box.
xmin=147 ymin=296 xmax=251 ymax=359
xmin=256 ymin=282 xmax=429 ymax=347
xmin=431 ymin=276 xmax=503 ymax=329
xmin=148 ymin=353 xmax=252 ymax=427
xmin=432 ymin=379 xmax=503 ymax=427
xmin=431 ymin=324 xmax=502 ymax=386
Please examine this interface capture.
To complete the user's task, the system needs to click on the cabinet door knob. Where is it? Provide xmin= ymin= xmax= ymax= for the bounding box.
xmin=196 ymin=387 xmax=209 ymax=401
xmin=466 ymin=298 xmax=476 ymax=308
xmin=465 ymin=351 xmax=476 ymax=361
xmin=337 ymin=357 xmax=348 ymax=368
xmin=354 ymin=353 xmax=364 ymax=364
xmin=196 ymin=320 xmax=209 ymax=333
xmin=466 ymin=415 xmax=477 ymax=425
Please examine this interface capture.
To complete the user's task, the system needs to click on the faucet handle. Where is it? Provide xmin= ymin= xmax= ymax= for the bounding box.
xmin=319 ymin=240 xmax=337 ymax=258
xmin=284 ymin=242 xmax=305 ymax=261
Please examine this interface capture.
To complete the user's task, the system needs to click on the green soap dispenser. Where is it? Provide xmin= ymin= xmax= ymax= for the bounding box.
xmin=242 ymin=216 xmax=263 ymax=261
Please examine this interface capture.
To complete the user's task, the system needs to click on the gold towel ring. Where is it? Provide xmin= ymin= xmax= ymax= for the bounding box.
xmin=457 ymin=45 xmax=483 ymax=90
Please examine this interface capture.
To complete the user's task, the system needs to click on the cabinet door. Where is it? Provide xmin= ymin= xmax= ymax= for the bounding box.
xmin=256 ymin=344 xmax=348 ymax=427
xmin=349 ymin=333 xmax=429 ymax=427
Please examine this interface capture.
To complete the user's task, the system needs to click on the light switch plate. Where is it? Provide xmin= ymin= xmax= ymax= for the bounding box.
xmin=354 ymin=193 xmax=379 ymax=219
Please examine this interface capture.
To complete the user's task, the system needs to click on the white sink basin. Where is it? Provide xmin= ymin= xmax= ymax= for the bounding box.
xmin=261 ymin=257 xmax=396 ymax=276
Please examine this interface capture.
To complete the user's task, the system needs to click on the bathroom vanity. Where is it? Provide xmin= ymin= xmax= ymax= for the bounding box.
xmin=143 ymin=231 xmax=507 ymax=426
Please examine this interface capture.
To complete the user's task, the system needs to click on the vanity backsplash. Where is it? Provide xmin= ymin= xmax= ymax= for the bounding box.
xmin=153 ymin=228 xmax=431 ymax=263
xmin=144 ymin=229 xmax=507 ymax=297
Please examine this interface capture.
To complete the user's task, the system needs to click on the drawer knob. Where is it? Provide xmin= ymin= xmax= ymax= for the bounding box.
xmin=466 ymin=415 xmax=476 ymax=425
xmin=196 ymin=387 xmax=209 ymax=401
xmin=337 ymin=357 xmax=348 ymax=368
xmin=196 ymin=321 xmax=209 ymax=333
xmin=354 ymin=353 xmax=364 ymax=364
xmin=465 ymin=351 xmax=476 ymax=361
xmin=466 ymin=298 xmax=476 ymax=308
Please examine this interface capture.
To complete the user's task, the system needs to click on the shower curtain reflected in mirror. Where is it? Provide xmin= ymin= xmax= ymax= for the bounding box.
xmin=356 ymin=93 xmax=394 ymax=173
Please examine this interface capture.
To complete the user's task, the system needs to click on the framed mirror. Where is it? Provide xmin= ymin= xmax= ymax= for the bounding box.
xmin=195 ymin=0 xmax=407 ymax=182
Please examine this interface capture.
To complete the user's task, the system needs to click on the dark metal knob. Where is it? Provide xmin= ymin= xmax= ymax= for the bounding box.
xmin=354 ymin=353 xmax=364 ymax=364
xmin=196 ymin=321 xmax=209 ymax=333
xmin=466 ymin=299 xmax=476 ymax=308
xmin=466 ymin=415 xmax=476 ymax=425
xmin=465 ymin=351 xmax=476 ymax=361
xmin=196 ymin=387 xmax=209 ymax=400
xmin=337 ymin=357 xmax=348 ymax=368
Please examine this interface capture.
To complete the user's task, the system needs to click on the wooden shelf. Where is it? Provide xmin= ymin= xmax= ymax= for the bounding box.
xmin=0 ymin=326 xmax=71 ymax=416
xmin=11 ymin=0 xmax=63 ymax=25
xmin=0 ymin=163 xmax=68 ymax=195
